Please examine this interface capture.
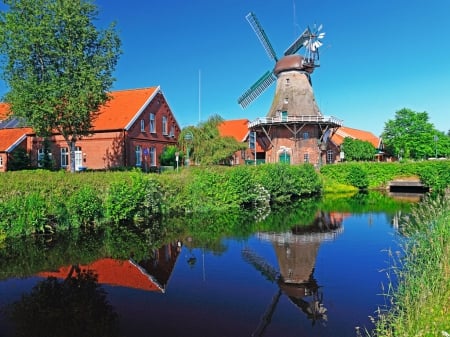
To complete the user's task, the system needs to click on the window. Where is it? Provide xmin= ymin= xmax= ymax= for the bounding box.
xmin=150 ymin=113 xmax=155 ymax=133
xmin=304 ymin=153 xmax=309 ymax=163
xmin=303 ymin=132 xmax=309 ymax=140
xmin=140 ymin=119 xmax=145 ymax=132
xmin=149 ymin=147 xmax=156 ymax=166
xmin=327 ymin=150 xmax=334 ymax=164
xmin=135 ymin=145 xmax=142 ymax=167
xmin=169 ymin=125 xmax=175 ymax=138
xmin=61 ymin=147 xmax=69 ymax=167
xmin=37 ymin=148 xmax=45 ymax=167
xmin=162 ymin=116 xmax=168 ymax=135
xmin=0 ymin=156 xmax=3 ymax=167
xmin=38 ymin=148 xmax=53 ymax=168
xmin=74 ymin=146 xmax=82 ymax=170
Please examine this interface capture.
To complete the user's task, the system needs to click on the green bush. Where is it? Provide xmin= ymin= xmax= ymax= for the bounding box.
xmin=105 ymin=173 xmax=162 ymax=224
xmin=253 ymin=164 xmax=322 ymax=203
xmin=67 ymin=186 xmax=103 ymax=228
xmin=347 ymin=165 xmax=369 ymax=190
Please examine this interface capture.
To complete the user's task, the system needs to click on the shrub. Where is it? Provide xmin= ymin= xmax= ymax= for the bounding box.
xmin=67 ymin=186 xmax=103 ymax=228
xmin=347 ymin=165 xmax=369 ymax=190
xmin=105 ymin=173 xmax=162 ymax=224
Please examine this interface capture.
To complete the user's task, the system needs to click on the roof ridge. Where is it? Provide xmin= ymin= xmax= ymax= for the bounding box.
xmin=111 ymin=86 xmax=158 ymax=93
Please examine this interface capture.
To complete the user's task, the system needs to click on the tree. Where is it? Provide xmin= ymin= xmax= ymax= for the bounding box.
xmin=381 ymin=108 xmax=439 ymax=160
xmin=178 ymin=114 xmax=247 ymax=165
xmin=159 ymin=145 xmax=181 ymax=168
xmin=0 ymin=0 xmax=121 ymax=172
xmin=341 ymin=137 xmax=377 ymax=161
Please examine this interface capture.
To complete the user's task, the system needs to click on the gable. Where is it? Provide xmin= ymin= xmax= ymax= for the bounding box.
xmin=0 ymin=128 xmax=34 ymax=152
xmin=92 ymin=87 xmax=160 ymax=131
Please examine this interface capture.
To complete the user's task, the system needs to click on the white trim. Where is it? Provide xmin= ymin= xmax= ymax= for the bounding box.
xmin=124 ymin=86 xmax=161 ymax=131
xmin=5 ymin=134 xmax=27 ymax=153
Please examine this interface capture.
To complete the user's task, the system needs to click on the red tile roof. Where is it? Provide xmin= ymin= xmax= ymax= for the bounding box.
xmin=218 ymin=119 xmax=250 ymax=142
xmin=331 ymin=126 xmax=381 ymax=148
xmin=0 ymin=127 xmax=34 ymax=152
xmin=38 ymin=258 xmax=164 ymax=292
xmin=92 ymin=87 xmax=159 ymax=131
xmin=0 ymin=103 xmax=11 ymax=121
xmin=0 ymin=87 xmax=160 ymax=130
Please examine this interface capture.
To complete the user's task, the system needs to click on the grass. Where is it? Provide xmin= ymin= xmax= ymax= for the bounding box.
xmin=366 ymin=190 xmax=450 ymax=337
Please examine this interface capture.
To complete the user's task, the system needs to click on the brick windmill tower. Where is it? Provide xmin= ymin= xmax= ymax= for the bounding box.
xmin=238 ymin=12 xmax=342 ymax=165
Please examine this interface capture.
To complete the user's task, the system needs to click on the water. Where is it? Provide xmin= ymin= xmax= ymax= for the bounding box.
xmin=0 ymin=194 xmax=412 ymax=337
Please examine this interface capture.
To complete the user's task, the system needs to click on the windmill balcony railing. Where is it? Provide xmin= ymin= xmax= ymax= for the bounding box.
xmin=248 ymin=115 xmax=343 ymax=128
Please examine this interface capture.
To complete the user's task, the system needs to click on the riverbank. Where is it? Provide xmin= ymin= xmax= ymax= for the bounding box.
xmin=367 ymin=190 xmax=450 ymax=337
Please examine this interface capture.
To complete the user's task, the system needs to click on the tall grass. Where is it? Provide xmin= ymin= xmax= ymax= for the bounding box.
xmin=367 ymin=190 xmax=450 ymax=336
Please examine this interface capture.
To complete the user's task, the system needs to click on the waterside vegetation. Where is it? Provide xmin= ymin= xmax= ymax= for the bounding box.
xmin=1 ymin=160 xmax=449 ymax=239
xmin=366 ymin=190 xmax=450 ymax=337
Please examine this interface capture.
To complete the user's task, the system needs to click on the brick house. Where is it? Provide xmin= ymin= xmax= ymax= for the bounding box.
xmin=0 ymin=87 xmax=181 ymax=172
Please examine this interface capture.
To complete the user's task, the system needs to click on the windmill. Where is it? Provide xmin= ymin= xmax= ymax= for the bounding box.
xmin=237 ymin=12 xmax=342 ymax=166
xmin=238 ymin=12 xmax=325 ymax=111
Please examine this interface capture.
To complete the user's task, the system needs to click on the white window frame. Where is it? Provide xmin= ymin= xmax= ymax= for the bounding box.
xmin=140 ymin=119 xmax=145 ymax=132
xmin=169 ymin=125 xmax=175 ymax=138
xmin=149 ymin=147 xmax=156 ymax=166
xmin=135 ymin=145 xmax=142 ymax=167
xmin=150 ymin=113 xmax=156 ymax=133
xmin=327 ymin=150 xmax=334 ymax=164
xmin=74 ymin=146 xmax=83 ymax=170
xmin=61 ymin=147 xmax=69 ymax=168
xmin=162 ymin=116 xmax=168 ymax=135
xmin=304 ymin=153 xmax=309 ymax=163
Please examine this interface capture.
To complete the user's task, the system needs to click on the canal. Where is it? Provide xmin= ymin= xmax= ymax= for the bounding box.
xmin=0 ymin=192 xmax=414 ymax=337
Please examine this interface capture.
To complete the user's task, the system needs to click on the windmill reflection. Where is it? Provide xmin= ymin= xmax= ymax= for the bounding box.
xmin=243 ymin=211 xmax=344 ymax=335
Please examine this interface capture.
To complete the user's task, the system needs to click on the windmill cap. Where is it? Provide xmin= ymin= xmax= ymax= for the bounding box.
xmin=274 ymin=54 xmax=314 ymax=75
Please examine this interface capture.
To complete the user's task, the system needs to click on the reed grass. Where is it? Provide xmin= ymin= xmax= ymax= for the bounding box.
xmin=367 ymin=190 xmax=450 ymax=337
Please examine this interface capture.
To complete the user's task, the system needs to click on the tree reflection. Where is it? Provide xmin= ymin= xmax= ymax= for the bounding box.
xmin=5 ymin=265 xmax=120 ymax=337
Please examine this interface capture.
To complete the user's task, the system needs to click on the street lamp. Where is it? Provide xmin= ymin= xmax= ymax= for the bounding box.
xmin=184 ymin=131 xmax=193 ymax=167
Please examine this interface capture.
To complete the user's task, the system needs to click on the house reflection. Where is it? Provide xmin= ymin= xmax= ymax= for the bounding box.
xmin=38 ymin=241 xmax=182 ymax=293
xmin=246 ymin=211 xmax=345 ymax=333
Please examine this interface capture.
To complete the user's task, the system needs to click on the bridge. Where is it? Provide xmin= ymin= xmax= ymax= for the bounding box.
xmin=388 ymin=178 xmax=429 ymax=193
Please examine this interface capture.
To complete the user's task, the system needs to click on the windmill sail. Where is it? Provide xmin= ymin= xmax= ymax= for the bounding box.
xmin=284 ymin=28 xmax=311 ymax=56
xmin=238 ymin=71 xmax=276 ymax=108
xmin=246 ymin=12 xmax=278 ymax=62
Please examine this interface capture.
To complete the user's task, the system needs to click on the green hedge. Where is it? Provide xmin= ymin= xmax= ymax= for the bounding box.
xmin=0 ymin=164 xmax=323 ymax=238
xmin=320 ymin=160 xmax=450 ymax=191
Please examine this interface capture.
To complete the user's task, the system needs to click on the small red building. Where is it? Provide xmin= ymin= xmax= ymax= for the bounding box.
xmin=0 ymin=87 xmax=181 ymax=172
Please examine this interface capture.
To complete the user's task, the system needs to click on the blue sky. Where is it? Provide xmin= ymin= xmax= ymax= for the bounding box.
xmin=1 ymin=0 xmax=449 ymax=136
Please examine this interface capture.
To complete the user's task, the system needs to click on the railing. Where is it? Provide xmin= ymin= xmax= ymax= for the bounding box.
xmin=248 ymin=115 xmax=343 ymax=128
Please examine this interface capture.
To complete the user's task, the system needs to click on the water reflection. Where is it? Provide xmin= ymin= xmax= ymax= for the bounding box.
xmin=243 ymin=210 xmax=344 ymax=335
xmin=0 ymin=192 xmax=414 ymax=337
xmin=4 ymin=267 xmax=120 ymax=337
xmin=38 ymin=241 xmax=183 ymax=293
